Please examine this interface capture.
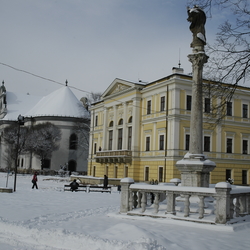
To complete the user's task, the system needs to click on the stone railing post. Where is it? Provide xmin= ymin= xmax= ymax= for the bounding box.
xmin=166 ymin=191 xmax=176 ymax=215
xmin=215 ymin=182 xmax=231 ymax=224
xmin=120 ymin=178 xmax=134 ymax=213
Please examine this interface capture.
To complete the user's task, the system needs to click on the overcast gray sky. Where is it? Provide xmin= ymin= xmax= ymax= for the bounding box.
xmin=1 ymin=0 xmax=230 ymax=100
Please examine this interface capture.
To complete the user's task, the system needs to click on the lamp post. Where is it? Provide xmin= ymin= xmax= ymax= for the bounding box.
xmin=13 ymin=115 xmax=25 ymax=192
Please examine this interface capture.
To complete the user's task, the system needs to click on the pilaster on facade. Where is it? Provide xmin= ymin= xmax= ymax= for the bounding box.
xmin=132 ymin=97 xmax=141 ymax=155
xmin=102 ymin=107 xmax=108 ymax=151
xmin=112 ymin=105 xmax=118 ymax=150
xmin=167 ymin=116 xmax=180 ymax=156
xmin=122 ymin=102 xmax=127 ymax=149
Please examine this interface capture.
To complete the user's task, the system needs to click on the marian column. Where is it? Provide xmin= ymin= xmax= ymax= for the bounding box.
xmin=176 ymin=6 xmax=216 ymax=187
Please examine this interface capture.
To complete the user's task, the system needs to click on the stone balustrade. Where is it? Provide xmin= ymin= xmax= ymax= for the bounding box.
xmin=119 ymin=178 xmax=250 ymax=224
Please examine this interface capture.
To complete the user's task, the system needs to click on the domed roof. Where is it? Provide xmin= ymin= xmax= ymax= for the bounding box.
xmin=24 ymin=86 xmax=89 ymax=118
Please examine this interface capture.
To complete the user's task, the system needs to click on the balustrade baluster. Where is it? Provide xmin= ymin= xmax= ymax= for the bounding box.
xmin=247 ymin=193 xmax=250 ymax=214
xmin=166 ymin=191 xmax=176 ymax=215
xmin=129 ymin=190 xmax=133 ymax=211
xmin=133 ymin=191 xmax=138 ymax=208
xmin=138 ymin=192 xmax=142 ymax=208
xmin=230 ymin=197 xmax=234 ymax=219
xmin=141 ymin=192 xmax=146 ymax=213
xmin=154 ymin=193 xmax=159 ymax=214
xmin=198 ymin=195 xmax=205 ymax=219
xmin=239 ymin=195 xmax=246 ymax=215
xmin=235 ymin=197 xmax=240 ymax=217
xmin=184 ymin=195 xmax=190 ymax=217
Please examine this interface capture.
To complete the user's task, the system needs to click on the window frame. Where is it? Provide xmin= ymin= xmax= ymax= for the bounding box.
xmin=146 ymin=136 xmax=150 ymax=151
xmin=159 ymin=134 xmax=164 ymax=150
xmin=186 ymin=95 xmax=192 ymax=111
xmin=226 ymin=101 xmax=232 ymax=116
xmin=147 ymin=100 xmax=151 ymax=115
xmin=160 ymin=96 xmax=165 ymax=112
xmin=226 ymin=138 xmax=233 ymax=153
xmin=243 ymin=104 xmax=248 ymax=118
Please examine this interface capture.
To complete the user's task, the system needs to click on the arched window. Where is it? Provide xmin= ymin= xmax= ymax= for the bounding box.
xmin=69 ymin=133 xmax=78 ymax=150
xmin=109 ymin=121 xmax=113 ymax=127
xmin=128 ymin=116 xmax=132 ymax=123
xmin=118 ymin=119 xmax=123 ymax=125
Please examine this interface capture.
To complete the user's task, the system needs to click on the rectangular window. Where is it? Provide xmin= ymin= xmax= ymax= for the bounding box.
xmin=243 ymin=140 xmax=248 ymax=154
xmin=108 ymin=130 xmax=113 ymax=150
xmin=159 ymin=167 xmax=163 ymax=182
xmin=227 ymin=138 xmax=233 ymax=153
xmin=159 ymin=135 xmax=164 ymax=150
xmin=93 ymin=166 xmax=96 ymax=177
xmin=185 ymin=134 xmax=190 ymax=150
xmin=127 ymin=127 xmax=132 ymax=150
xmin=94 ymin=143 xmax=97 ymax=154
xmin=124 ymin=166 xmax=128 ymax=178
xmin=226 ymin=169 xmax=231 ymax=181
xmin=204 ymin=136 xmax=210 ymax=152
xmin=226 ymin=102 xmax=232 ymax=116
xmin=114 ymin=166 xmax=118 ymax=178
xmin=117 ymin=128 xmax=123 ymax=150
xmin=242 ymin=170 xmax=248 ymax=185
xmin=146 ymin=137 xmax=150 ymax=151
xmin=147 ymin=100 xmax=151 ymax=114
xmin=145 ymin=167 xmax=149 ymax=181
xmin=186 ymin=95 xmax=192 ymax=111
xmin=160 ymin=96 xmax=165 ymax=111
xmin=95 ymin=115 xmax=98 ymax=126
xmin=243 ymin=104 xmax=248 ymax=118
xmin=204 ymin=98 xmax=211 ymax=113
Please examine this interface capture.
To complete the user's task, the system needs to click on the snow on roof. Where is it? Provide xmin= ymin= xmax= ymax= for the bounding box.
xmin=25 ymin=86 xmax=89 ymax=118
xmin=2 ymin=86 xmax=89 ymax=121
xmin=2 ymin=91 xmax=43 ymax=121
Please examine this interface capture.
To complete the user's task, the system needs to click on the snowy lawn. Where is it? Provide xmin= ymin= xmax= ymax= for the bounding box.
xmin=0 ymin=173 xmax=250 ymax=250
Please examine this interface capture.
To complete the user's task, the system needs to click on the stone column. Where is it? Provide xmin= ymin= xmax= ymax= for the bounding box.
xmin=120 ymin=178 xmax=134 ymax=213
xmin=176 ymin=7 xmax=216 ymax=187
xmin=188 ymin=53 xmax=208 ymax=154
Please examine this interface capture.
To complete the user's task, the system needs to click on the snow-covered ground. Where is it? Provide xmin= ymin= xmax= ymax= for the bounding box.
xmin=0 ymin=173 xmax=250 ymax=250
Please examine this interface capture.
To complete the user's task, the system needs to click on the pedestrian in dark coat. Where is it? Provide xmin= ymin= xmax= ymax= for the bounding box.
xmin=70 ymin=179 xmax=79 ymax=192
xmin=103 ymin=175 xmax=108 ymax=189
xmin=32 ymin=172 xmax=38 ymax=189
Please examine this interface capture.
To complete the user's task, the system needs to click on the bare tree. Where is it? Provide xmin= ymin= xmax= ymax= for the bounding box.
xmin=188 ymin=0 xmax=249 ymax=125
xmin=73 ymin=117 xmax=90 ymax=152
xmin=25 ymin=122 xmax=61 ymax=168
xmin=80 ymin=91 xmax=102 ymax=110
xmin=2 ymin=124 xmax=29 ymax=170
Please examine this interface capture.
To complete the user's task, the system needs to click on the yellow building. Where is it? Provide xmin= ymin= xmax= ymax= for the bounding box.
xmin=88 ymin=68 xmax=250 ymax=185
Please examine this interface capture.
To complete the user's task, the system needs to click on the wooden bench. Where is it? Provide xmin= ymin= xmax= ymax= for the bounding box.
xmin=64 ymin=184 xmax=87 ymax=192
xmin=88 ymin=186 xmax=112 ymax=193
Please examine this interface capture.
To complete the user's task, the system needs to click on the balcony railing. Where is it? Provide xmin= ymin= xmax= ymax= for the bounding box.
xmin=95 ymin=150 xmax=132 ymax=164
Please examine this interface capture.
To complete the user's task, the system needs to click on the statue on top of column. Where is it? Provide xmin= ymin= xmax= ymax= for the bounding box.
xmin=187 ymin=5 xmax=206 ymax=50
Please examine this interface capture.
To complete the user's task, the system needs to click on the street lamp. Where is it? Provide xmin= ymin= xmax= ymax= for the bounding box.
xmin=13 ymin=115 xmax=25 ymax=192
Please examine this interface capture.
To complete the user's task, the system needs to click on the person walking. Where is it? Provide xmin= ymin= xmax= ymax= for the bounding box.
xmin=32 ymin=172 xmax=38 ymax=189
xmin=103 ymin=175 xmax=108 ymax=189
